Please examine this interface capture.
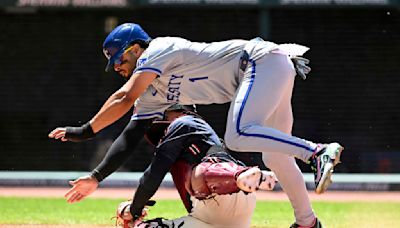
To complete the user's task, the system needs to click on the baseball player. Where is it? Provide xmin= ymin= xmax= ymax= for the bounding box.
xmin=49 ymin=23 xmax=343 ymax=228
xmin=68 ymin=105 xmax=278 ymax=228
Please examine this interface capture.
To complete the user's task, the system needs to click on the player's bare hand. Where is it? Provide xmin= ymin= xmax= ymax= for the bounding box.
xmin=48 ymin=127 xmax=68 ymax=142
xmin=65 ymin=175 xmax=98 ymax=203
xmin=49 ymin=123 xmax=95 ymax=142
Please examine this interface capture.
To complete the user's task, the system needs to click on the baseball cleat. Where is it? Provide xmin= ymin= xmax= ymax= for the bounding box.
xmin=310 ymin=142 xmax=344 ymax=194
xmin=290 ymin=217 xmax=323 ymax=228
xmin=236 ymin=167 xmax=277 ymax=192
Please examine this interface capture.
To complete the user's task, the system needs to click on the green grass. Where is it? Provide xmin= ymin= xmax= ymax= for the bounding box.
xmin=1 ymin=197 xmax=400 ymax=227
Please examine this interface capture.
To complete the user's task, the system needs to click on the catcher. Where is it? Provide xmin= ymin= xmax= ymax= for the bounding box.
xmin=67 ymin=104 xmax=277 ymax=228
xmin=114 ymin=104 xmax=277 ymax=228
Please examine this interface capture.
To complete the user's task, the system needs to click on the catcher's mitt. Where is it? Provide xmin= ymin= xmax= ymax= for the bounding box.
xmin=115 ymin=200 xmax=156 ymax=228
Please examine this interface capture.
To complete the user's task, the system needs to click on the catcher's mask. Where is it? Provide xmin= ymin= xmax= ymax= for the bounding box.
xmin=144 ymin=104 xmax=197 ymax=146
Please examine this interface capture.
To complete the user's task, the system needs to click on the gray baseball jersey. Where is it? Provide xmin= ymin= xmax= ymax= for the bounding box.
xmin=130 ymin=37 xmax=318 ymax=226
xmin=131 ymin=37 xmax=282 ymax=120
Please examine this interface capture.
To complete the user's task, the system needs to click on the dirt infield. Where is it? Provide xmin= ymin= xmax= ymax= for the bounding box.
xmin=1 ymin=187 xmax=400 ymax=202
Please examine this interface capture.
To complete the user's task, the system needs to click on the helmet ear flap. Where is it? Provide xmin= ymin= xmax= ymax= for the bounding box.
xmin=144 ymin=120 xmax=171 ymax=146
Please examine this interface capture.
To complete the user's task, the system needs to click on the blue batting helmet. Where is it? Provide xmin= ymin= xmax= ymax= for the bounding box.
xmin=103 ymin=23 xmax=151 ymax=72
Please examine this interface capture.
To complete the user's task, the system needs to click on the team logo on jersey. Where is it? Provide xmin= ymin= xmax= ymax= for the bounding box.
xmin=167 ymin=74 xmax=183 ymax=102
xmin=137 ymin=58 xmax=148 ymax=68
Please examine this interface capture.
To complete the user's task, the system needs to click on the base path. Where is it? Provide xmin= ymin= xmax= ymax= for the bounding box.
xmin=1 ymin=187 xmax=400 ymax=202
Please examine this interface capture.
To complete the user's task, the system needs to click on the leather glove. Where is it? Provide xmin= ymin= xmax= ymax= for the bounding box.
xmin=291 ymin=56 xmax=311 ymax=80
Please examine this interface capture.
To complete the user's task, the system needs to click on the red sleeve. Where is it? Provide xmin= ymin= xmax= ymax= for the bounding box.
xmin=170 ymin=160 xmax=193 ymax=213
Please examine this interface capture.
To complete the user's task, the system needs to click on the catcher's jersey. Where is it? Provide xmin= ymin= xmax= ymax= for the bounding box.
xmin=132 ymin=37 xmax=279 ymax=120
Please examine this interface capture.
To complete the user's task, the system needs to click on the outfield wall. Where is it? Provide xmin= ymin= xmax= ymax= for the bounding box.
xmin=0 ymin=2 xmax=399 ymax=174
xmin=1 ymin=172 xmax=399 ymax=191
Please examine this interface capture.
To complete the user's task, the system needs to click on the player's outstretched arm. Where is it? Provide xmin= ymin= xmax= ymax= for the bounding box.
xmin=48 ymin=122 xmax=94 ymax=142
xmin=65 ymin=175 xmax=98 ymax=203
xmin=48 ymin=71 xmax=157 ymax=142
xmin=90 ymin=119 xmax=152 ymax=182
xmin=63 ymin=120 xmax=151 ymax=203
xmin=89 ymin=71 xmax=157 ymax=133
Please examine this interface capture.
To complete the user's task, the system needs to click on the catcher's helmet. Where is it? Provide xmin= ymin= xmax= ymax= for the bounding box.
xmin=164 ymin=104 xmax=196 ymax=114
xmin=103 ymin=23 xmax=151 ymax=72
xmin=145 ymin=104 xmax=197 ymax=146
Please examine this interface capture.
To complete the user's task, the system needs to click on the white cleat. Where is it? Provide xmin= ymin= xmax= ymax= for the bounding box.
xmin=312 ymin=142 xmax=344 ymax=194
xmin=236 ymin=167 xmax=277 ymax=193
xmin=259 ymin=171 xmax=278 ymax=191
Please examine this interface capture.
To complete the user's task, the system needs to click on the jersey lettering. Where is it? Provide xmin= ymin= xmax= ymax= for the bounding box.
xmin=167 ymin=74 xmax=183 ymax=102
